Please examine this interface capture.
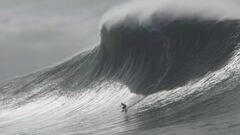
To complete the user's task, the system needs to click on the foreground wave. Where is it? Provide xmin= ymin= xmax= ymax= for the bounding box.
xmin=1 ymin=0 xmax=240 ymax=134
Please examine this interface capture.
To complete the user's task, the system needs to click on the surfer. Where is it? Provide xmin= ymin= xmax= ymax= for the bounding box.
xmin=121 ymin=103 xmax=127 ymax=112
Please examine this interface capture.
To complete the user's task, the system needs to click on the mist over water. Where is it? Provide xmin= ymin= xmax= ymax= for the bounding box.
xmin=1 ymin=0 xmax=240 ymax=134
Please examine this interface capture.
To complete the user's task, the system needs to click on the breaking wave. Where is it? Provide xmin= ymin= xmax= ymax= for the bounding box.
xmin=1 ymin=0 xmax=240 ymax=134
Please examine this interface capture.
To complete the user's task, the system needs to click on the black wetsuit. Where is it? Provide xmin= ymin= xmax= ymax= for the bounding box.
xmin=121 ymin=103 xmax=127 ymax=112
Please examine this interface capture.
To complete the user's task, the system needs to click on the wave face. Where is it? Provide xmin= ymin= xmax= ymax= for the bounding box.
xmin=99 ymin=19 xmax=240 ymax=94
xmin=1 ymin=0 xmax=240 ymax=135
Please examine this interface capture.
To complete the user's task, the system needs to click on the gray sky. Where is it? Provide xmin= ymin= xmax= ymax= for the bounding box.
xmin=0 ymin=0 xmax=128 ymax=82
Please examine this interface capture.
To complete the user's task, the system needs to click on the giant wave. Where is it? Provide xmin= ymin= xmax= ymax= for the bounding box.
xmin=1 ymin=0 xmax=240 ymax=135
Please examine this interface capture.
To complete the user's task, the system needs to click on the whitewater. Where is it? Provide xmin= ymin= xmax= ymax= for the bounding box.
xmin=1 ymin=0 xmax=240 ymax=134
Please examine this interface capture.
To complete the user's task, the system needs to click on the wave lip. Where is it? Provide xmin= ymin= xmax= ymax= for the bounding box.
xmin=101 ymin=0 xmax=240 ymax=30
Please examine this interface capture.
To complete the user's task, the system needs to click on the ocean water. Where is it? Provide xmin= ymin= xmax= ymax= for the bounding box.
xmin=1 ymin=0 xmax=240 ymax=134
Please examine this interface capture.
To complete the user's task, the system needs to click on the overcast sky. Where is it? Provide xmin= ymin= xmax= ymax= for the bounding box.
xmin=0 ymin=0 xmax=128 ymax=82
